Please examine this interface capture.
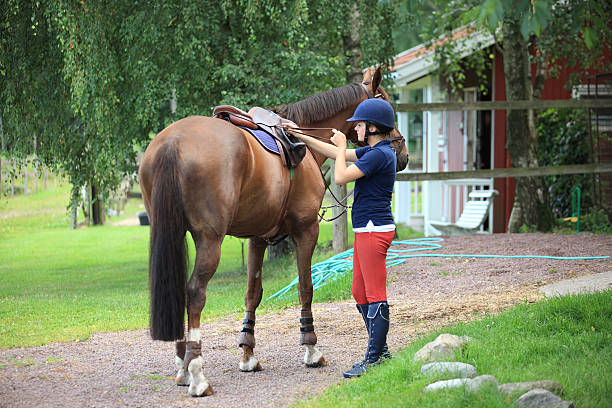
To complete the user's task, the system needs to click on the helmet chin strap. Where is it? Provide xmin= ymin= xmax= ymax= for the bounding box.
xmin=364 ymin=121 xmax=385 ymax=144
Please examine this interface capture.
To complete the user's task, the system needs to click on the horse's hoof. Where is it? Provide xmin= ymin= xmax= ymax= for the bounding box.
xmin=189 ymin=381 xmax=213 ymax=397
xmin=306 ymin=355 xmax=327 ymax=367
xmin=176 ymin=372 xmax=190 ymax=386
xmin=175 ymin=356 xmax=190 ymax=386
xmin=187 ymin=356 xmax=213 ymax=397
xmin=304 ymin=344 xmax=327 ymax=367
xmin=239 ymin=355 xmax=263 ymax=372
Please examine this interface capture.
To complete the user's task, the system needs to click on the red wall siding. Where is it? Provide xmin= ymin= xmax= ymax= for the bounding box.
xmin=493 ymin=51 xmax=514 ymax=232
xmin=458 ymin=47 xmax=610 ymax=232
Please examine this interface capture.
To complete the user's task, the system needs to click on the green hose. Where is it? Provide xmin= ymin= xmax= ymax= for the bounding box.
xmin=265 ymin=237 xmax=609 ymax=301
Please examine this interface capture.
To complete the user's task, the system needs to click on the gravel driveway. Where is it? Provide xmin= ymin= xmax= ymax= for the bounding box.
xmin=1 ymin=233 xmax=609 ymax=408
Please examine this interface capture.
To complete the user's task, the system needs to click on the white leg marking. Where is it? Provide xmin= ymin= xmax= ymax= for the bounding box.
xmin=239 ymin=355 xmax=261 ymax=372
xmin=187 ymin=356 xmax=213 ymax=397
xmin=304 ymin=344 xmax=325 ymax=367
xmin=175 ymin=356 xmax=190 ymax=386
xmin=187 ymin=328 xmax=201 ymax=342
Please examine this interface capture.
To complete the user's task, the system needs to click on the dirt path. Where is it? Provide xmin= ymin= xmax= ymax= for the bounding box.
xmin=1 ymin=233 xmax=610 ymax=408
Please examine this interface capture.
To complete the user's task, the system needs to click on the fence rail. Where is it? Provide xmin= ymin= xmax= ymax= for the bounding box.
xmin=396 ymin=164 xmax=612 ymax=182
xmin=395 ymin=98 xmax=612 ymax=112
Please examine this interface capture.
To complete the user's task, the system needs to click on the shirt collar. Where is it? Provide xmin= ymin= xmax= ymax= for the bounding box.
xmin=373 ymin=139 xmax=393 ymax=147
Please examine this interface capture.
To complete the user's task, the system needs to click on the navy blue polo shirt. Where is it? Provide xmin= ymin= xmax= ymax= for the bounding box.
xmin=352 ymin=139 xmax=396 ymax=228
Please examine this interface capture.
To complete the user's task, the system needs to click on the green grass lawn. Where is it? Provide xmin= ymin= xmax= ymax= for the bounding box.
xmin=0 ymin=183 xmax=420 ymax=348
xmin=298 ymin=291 xmax=612 ymax=408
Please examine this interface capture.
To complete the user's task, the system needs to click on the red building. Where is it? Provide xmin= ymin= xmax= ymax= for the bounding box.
xmin=392 ymin=29 xmax=611 ymax=234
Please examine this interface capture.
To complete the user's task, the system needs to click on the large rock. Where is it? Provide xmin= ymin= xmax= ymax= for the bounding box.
xmin=424 ymin=375 xmax=498 ymax=393
xmin=421 ymin=362 xmax=477 ymax=378
xmin=424 ymin=378 xmax=469 ymax=392
xmin=515 ymin=389 xmax=574 ymax=408
xmin=498 ymin=380 xmax=564 ymax=397
xmin=465 ymin=375 xmax=498 ymax=393
xmin=413 ymin=333 xmax=472 ymax=363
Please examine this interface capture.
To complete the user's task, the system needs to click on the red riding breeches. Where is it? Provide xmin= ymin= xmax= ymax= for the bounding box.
xmin=351 ymin=230 xmax=395 ymax=304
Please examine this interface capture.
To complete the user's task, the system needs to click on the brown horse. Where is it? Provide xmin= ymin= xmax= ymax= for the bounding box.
xmin=138 ymin=67 xmax=408 ymax=397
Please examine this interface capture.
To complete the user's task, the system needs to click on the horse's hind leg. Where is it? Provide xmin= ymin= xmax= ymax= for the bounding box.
xmin=238 ymin=237 xmax=266 ymax=371
xmin=292 ymin=223 xmax=327 ymax=367
xmin=182 ymin=233 xmax=222 ymax=397
xmin=175 ymin=340 xmax=189 ymax=385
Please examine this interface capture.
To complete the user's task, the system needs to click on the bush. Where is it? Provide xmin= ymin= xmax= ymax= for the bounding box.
xmin=537 ymin=108 xmax=593 ymax=218
xmin=582 ymin=208 xmax=612 ymax=234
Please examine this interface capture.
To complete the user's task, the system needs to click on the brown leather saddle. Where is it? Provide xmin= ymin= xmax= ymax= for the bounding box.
xmin=213 ymin=105 xmax=306 ymax=168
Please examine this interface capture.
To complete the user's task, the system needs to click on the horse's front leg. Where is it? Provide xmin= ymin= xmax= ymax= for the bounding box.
xmin=293 ymin=223 xmax=327 ymax=367
xmin=238 ymin=238 xmax=266 ymax=372
xmin=182 ymin=235 xmax=222 ymax=397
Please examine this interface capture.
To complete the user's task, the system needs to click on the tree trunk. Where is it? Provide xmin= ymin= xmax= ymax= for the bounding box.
xmin=267 ymin=237 xmax=293 ymax=260
xmin=330 ymin=1 xmax=362 ymax=253
xmin=502 ymin=19 xmax=554 ymax=232
xmin=343 ymin=2 xmax=363 ymax=83
xmin=0 ymin=116 xmax=3 ymax=196
xmin=91 ymin=184 xmax=105 ymax=225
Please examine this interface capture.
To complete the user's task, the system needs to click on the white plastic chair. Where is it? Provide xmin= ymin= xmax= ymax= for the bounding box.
xmin=429 ymin=190 xmax=498 ymax=235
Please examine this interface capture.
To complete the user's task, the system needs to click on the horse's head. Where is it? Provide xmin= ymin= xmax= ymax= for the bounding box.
xmin=346 ymin=67 xmax=409 ymax=172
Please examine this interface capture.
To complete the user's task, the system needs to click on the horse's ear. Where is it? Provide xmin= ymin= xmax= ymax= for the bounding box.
xmin=372 ymin=67 xmax=382 ymax=93
xmin=362 ymin=68 xmax=373 ymax=83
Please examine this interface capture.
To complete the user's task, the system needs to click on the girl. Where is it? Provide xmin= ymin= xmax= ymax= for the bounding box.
xmin=289 ymin=98 xmax=397 ymax=378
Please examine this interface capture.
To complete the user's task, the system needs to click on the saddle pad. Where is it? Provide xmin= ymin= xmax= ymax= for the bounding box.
xmin=240 ymin=127 xmax=280 ymax=155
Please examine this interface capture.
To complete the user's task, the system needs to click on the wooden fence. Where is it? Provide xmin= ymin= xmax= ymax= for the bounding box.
xmin=396 ymin=163 xmax=612 ymax=182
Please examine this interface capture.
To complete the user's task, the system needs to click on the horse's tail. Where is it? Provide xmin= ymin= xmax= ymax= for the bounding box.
xmin=148 ymin=140 xmax=187 ymax=341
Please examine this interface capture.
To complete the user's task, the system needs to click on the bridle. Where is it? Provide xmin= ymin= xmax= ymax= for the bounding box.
xmin=286 ymin=82 xmax=405 ymax=150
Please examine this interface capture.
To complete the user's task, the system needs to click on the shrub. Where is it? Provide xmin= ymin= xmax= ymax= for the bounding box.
xmin=537 ymin=108 xmax=593 ymax=218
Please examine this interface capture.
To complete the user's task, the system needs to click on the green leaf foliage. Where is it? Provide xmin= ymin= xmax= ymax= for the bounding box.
xmin=410 ymin=0 xmax=612 ymax=95
xmin=1 ymin=0 xmax=396 ymax=214
xmin=536 ymin=108 xmax=592 ymax=218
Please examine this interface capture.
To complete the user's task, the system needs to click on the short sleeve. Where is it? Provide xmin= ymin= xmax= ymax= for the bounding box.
xmin=354 ymin=148 xmax=386 ymax=177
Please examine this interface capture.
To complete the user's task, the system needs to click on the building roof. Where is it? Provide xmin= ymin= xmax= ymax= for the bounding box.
xmin=393 ymin=26 xmax=496 ymax=86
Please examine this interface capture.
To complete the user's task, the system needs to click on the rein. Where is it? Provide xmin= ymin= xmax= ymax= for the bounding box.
xmin=317 ymin=165 xmax=352 ymax=223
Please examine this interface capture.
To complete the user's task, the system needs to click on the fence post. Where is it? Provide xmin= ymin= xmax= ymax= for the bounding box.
xmin=331 ymin=165 xmax=348 ymax=253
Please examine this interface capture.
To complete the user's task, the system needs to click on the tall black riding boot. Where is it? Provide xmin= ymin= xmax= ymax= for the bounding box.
xmin=342 ymin=301 xmax=390 ymax=378
xmin=355 ymin=303 xmax=391 ymax=360
xmin=364 ymin=301 xmax=390 ymax=365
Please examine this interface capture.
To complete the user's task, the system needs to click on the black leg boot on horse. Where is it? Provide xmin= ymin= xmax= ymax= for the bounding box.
xmin=343 ymin=301 xmax=390 ymax=378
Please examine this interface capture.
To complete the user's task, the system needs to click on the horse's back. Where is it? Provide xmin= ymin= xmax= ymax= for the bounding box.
xmin=140 ymin=115 xmax=299 ymax=238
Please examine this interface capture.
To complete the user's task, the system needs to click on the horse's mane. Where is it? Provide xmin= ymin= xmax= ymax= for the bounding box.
xmin=275 ymin=83 xmax=365 ymax=125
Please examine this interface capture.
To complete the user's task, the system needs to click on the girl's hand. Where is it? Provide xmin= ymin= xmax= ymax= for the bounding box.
xmin=281 ymin=123 xmax=301 ymax=138
xmin=330 ymin=129 xmax=347 ymax=149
